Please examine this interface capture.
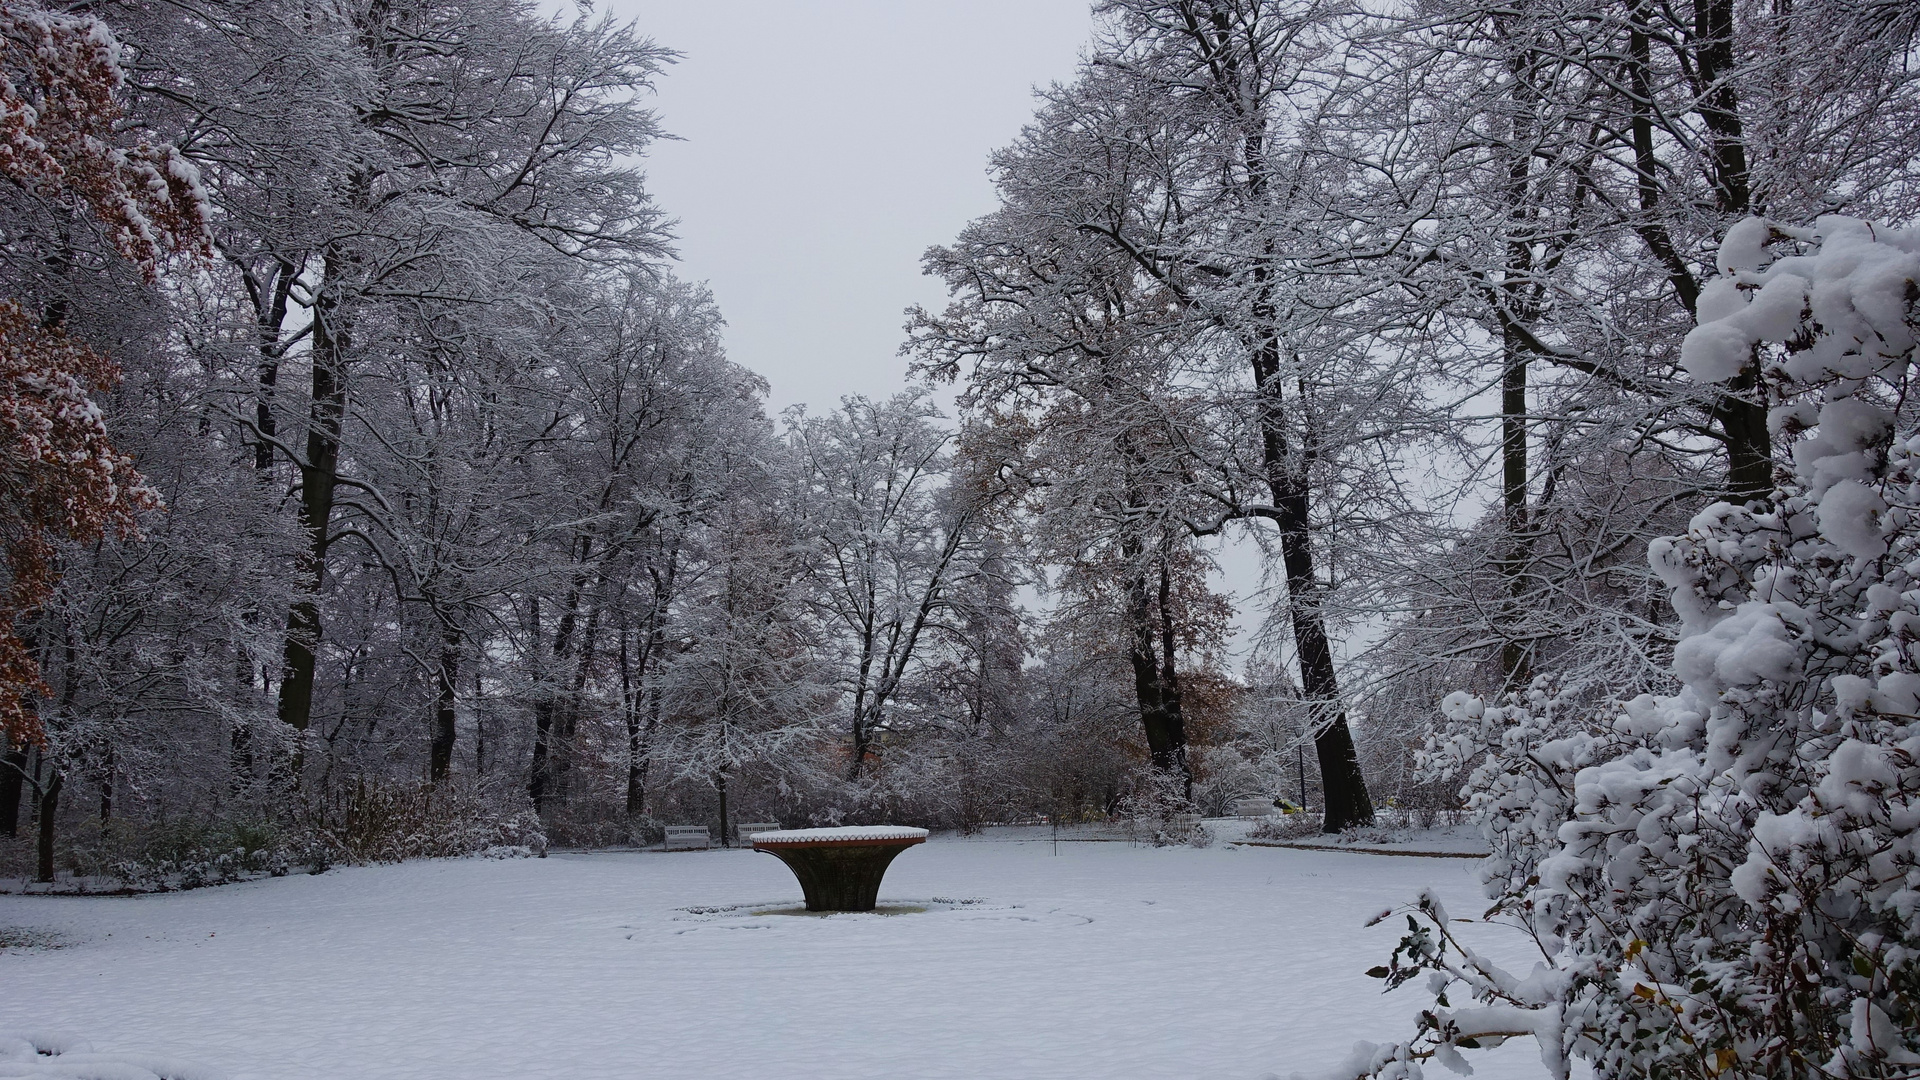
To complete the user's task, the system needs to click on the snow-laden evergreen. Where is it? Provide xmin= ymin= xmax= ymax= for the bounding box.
xmin=1362 ymin=216 xmax=1920 ymax=1077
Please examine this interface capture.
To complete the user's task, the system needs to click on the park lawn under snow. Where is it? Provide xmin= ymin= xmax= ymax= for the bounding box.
xmin=0 ymin=834 xmax=1547 ymax=1080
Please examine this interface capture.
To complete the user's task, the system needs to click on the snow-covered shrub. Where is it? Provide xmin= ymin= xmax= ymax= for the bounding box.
xmin=1248 ymin=811 xmax=1320 ymax=841
xmin=1113 ymin=767 xmax=1208 ymax=845
xmin=322 ymin=779 xmax=545 ymax=864
xmin=1357 ymin=217 xmax=1920 ymax=1079
xmin=535 ymin=800 xmax=647 ymax=850
xmin=59 ymin=816 xmax=297 ymax=891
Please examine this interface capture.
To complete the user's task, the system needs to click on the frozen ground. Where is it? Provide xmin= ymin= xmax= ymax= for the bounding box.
xmin=0 ymin=832 xmax=1548 ymax=1080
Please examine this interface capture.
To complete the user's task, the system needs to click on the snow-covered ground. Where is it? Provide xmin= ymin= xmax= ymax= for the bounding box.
xmin=0 ymin=832 xmax=1547 ymax=1080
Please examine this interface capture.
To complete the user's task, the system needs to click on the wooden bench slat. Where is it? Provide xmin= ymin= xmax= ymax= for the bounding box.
xmin=734 ymin=823 xmax=780 ymax=845
xmin=663 ymin=826 xmax=711 ymax=851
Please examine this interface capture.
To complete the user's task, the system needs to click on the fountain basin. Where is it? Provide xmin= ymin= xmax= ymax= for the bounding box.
xmin=749 ymin=826 xmax=930 ymax=912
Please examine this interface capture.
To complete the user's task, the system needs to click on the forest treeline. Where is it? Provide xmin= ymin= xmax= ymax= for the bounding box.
xmin=2 ymin=0 xmax=1917 ymax=892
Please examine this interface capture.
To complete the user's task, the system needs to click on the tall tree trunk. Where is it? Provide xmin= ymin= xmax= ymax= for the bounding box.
xmin=429 ymin=625 xmax=459 ymax=783
xmin=620 ymin=621 xmax=642 ymax=816
xmin=847 ymin=519 xmax=966 ymax=782
xmin=1626 ymin=0 xmax=1770 ymax=499
xmin=98 ymin=747 xmax=112 ymax=821
xmin=229 ymin=718 xmax=254 ymax=798
xmin=527 ymin=705 xmax=552 ymax=807
xmin=278 ymin=252 xmax=350 ymax=744
xmin=623 ymin=551 xmax=678 ymax=818
xmin=1496 ymin=41 xmax=1540 ymax=691
xmin=1498 ymin=321 xmax=1533 ymax=690
xmin=527 ymin=596 xmax=557 ymax=810
xmin=631 ymin=681 xmax=664 ymax=820
xmin=1155 ymin=560 xmax=1191 ymax=801
xmin=715 ymin=770 xmax=730 ymax=849
xmin=474 ymin=658 xmax=488 ymax=779
xmin=1693 ymin=0 xmax=1769 ymax=499
xmin=1251 ymin=350 xmax=1374 ymax=832
xmin=619 ymin=619 xmax=662 ymax=819
xmin=1125 ymin=599 xmax=1180 ymax=772
xmin=1194 ymin=8 xmax=1373 ymax=832
xmin=1691 ymin=0 xmax=1750 ymax=216
xmin=35 ymin=768 xmax=61 ymax=883
xmin=228 ymin=259 xmax=294 ymax=792
xmin=0 ymin=742 xmax=23 ymax=837
xmin=1713 ymin=372 xmax=1773 ymax=499
xmin=847 ymin=582 xmax=879 ymax=780
xmin=529 ymin=556 xmax=588 ymax=811
xmin=552 ymin=602 xmax=602 ymax=807
xmin=1122 ymin=538 xmax=1189 ymax=793
xmin=250 ymin=256 xmax=295 ymax=473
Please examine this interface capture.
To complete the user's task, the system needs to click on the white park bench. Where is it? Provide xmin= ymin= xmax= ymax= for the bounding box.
xmin=663 ymin=825 xmax=711 ymax=851
xmin=1232 ymin=797 xmax=1276 ymax=818
xmin=735 ymin=822 xmax=780 ymax=846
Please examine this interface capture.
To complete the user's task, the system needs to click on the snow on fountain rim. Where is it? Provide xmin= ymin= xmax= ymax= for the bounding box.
xmin=748 ymin=826 xmax=930 ymax=845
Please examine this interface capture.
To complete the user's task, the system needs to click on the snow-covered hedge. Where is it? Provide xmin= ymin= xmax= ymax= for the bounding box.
xmin=321 ymin=779 xmax=546 ymax=865
xmin=1355 ymin=217 xmax=1920 ymax=1078
xmin=7 ymin=781 xmax=545 ymax=893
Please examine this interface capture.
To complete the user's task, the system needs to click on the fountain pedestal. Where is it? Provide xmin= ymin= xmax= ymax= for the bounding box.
xmin=749 ymin=826 xmax=929 ymax=911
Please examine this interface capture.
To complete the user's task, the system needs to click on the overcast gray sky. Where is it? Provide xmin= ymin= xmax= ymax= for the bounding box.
xmin=610 ymin=0 xmax=1096 ymax=416
xmin=602 ymin=1 xmax=1279 ymax=664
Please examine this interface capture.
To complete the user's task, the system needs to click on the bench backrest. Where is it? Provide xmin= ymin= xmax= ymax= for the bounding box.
xmin=735 ymin=822 xmax=780 ymax=843
xmin=663 ymin=825 xmax=711 ymax=849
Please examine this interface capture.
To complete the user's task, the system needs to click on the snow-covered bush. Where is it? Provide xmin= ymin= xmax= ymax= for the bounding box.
xmin=1356 ymin=217 xmax=1920 ymax=1078
xmin=6 ymin=780 xmax=545 ymax=892
xmin=1111 ymin=767 xmax=1209 ymax=846
xmin=34 ymin=816 xmax=308 ymax=892
xmin=321 ymin=779 xmax=545 ymax=864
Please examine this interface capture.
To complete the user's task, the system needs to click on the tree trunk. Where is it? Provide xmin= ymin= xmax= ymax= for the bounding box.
xmin=429 ymin=627 xmax=459 ymax=783
xmin=552 ymin=602 xmax=602 ymax=807
xmin=847 ymin=715 xmax=871 ymax=781
xmin=1212 ymin=27 xmax=1374 ymax=831
xmin=847 ymin=520 xmax=967 ymax=783
xmin=1126 ymin=629 xmax=1181 ymax=772
xmin=1714 ymin=376 xmax=1773 ymax=499
xmin=0 ymin=742 xmax=23 ymax=837
xmin=1253 ymin=359 xmax=1374 ymax=832
xmin=278 ymin=252 xmax=350 ymax=742
xmin=229 ymin=719 xmax=254 ymax=797
xmin=1625 ymin=0 xmax=1770 ymax=499
xmin=715 ymin=771 xmax=730 ymax=849
xmin=1498 ymin=332 xmax=1533 ymax=689
xmin=35 ymin=768 xmax=61 ymax=883
xmin=1122 ymin=545 xmax=1189 ymax=795
xmin=529 ymin=561 xmax=587 ymax=812
xmin=1496 ymin=44 xmax=1540 ymax=691
xmin=619 ymin=619 xmax=658 ymax=819
xmin=1691 ymin=0 xmax=1750 ymax=217
xmin=623 ymin=551 xmax=679 ymax=819
xmin=1691 ymin=0 xmax=1769 ymax=500
xmin=98 ymin=747 xmax=112 ymax=821
xmin=250 ymin=256 xmax=295 ymax=473
xmin=623 ymin=711 xmax=645 ymax=819
xmin=848 ymin=605 xmax=878 ymax=780
xmin=528 ymin=695 xmax=554 ymax=808
xmin=1155 ymin=559 xmax=1191 ymax=801
xmin=475 ymin=660 xmax=488 ymax=779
